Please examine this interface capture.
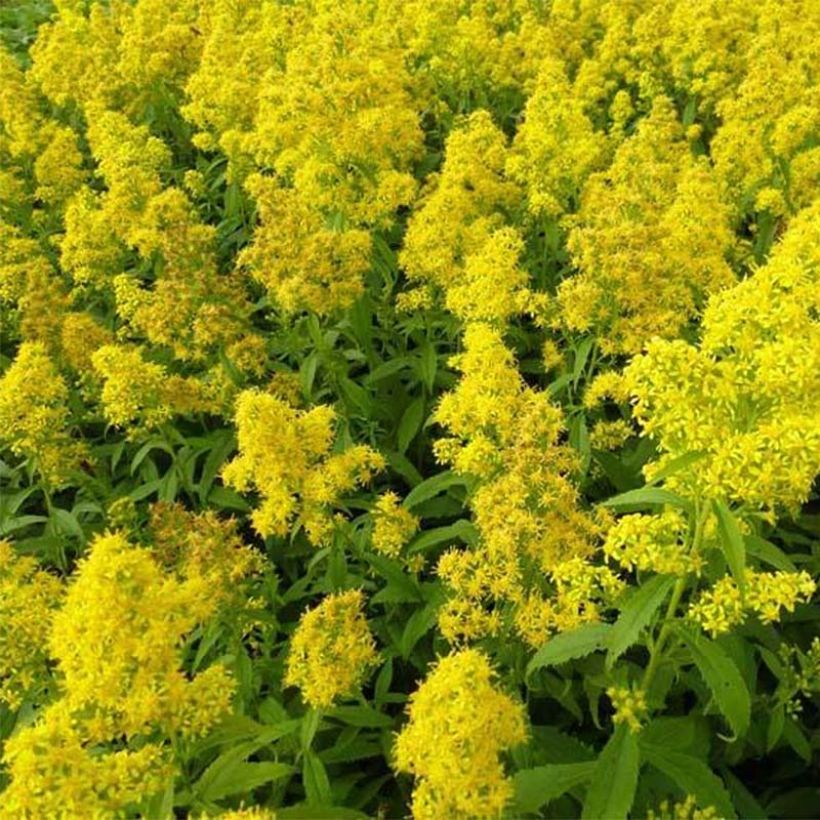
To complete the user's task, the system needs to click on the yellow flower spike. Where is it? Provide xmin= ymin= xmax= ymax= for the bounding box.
xmin=394 ymin=648 xmax=527 ymax=820
xmin=372 ymin=492 xmax=420 ymax=558
xmin=0 ymin=542 xmax=63 ymax=709
xmin=0 ymin=342 xmax=87 ymax=485
xmin=285 ymin=589 xmax=379 ymax=709
xmin=224 ymin=390 xmax=383 ymax=543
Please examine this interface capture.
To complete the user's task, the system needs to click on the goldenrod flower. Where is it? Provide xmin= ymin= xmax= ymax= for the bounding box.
xmin=394 ymin=649 xmax=527 ymax=819
xmin=285 ymin=589 xmax=379 ymax=708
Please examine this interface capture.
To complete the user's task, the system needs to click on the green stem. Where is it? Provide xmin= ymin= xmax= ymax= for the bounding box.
xmin=641 ymin=574 xmax=687 ymax=690
xmin=641 ymin=500 xmax=708 ymax=692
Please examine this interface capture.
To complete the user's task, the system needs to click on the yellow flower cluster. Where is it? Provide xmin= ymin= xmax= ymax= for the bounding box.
xmin=219 ymin=809 xmax=277 ymax=820
xmin=607 ymin=685 xmax=648 ymax=733
xmin=400 ymin=111 xmax=527 ymax=324
xmin=589 ymin=419 xmax=634 ymax=452
xmin=224 ymin=390 xmax=384 ymax=543
xmin=48 ymin=532 xmax=236 ymax=740
xmin=689 ymin=570 xmax=816 ymax=637
xmin=560 ymin=97 xmax=734 ymax=354
xmin=91 ymin=344 xmax=214 ymax=430
xmin=394 ymin=649 xmax=527 ymax=820
xmin=1 ymin=710 xmax=174 ymax=819
xmin=647 ymin=795 xmax=719 ymax=820
xmin=148 ymin=502 xmax=266 ymax=611
xmin=0 ymin=542 xmax=62 ymax=708
xmin=604 ymin=511 xmax=702 ymax=577
xmin=627 ymin=200 xmax=820 ymax=515
xmin=371 ymin=491 xmax=420 ymax=558
xmin=507 ymin=56 xmax=606 ymax=218
xmin=0 ymin=342 xmax=86 ymax=485
xmin=433 ymin=324 xmax=619 ymax=647
xmin=1 ymin=518 xmax=261 ymax=815
xmin=284 ymin=589 xmax=379 ymax=708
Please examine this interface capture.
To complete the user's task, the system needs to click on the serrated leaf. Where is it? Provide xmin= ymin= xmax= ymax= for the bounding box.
xmin=640 ymin=742 xmax=735 ymax=819
xmin=581 ymin=726 xmax=640 ymax=820
xmin=602 ymin=487 xmax=692 ymax=513
xmin=713 ymin=501 xmax=746 ymax=598
xmin=514 ymin=762 xmax=596 ymax=813
xmin=606 ymin=575 xmax=675 ymax=670
xmin=527 ymin=623 xmax=611 ymax=678
xmin=675 ymin=626 xmax=751 ymax=737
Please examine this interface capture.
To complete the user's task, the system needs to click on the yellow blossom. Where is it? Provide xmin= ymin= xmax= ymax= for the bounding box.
xmin=284 ymin=589 xmax=379 ymax=708
xmin=0 ymin=542 xmax=63 ymax=708
xmin=224 ymin=390 xmax=383 ymax=543
xmin=607 ymin=685 xmax=648 ymax=732
xmin=0 ymin=342 xmax=87 ymax=485
xmin=394 ymin=649 xmax=527 ymax=820
xmin=372 ymin=491 xmax=419 ymax=558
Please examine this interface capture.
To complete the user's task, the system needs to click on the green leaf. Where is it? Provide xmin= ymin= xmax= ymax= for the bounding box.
xmin=572 ymin=337 xmax=594 ymax=385
xmin=199 ymin=761 xmax=293 ymax=801
xmin=745 ymin=534 xmax=796 ymax=572
xmin=783 ymin=717 xmax=811 ymax=762
xmin=277 ymin=807 xmax=366 ymax=819
xmin=403 ymin=470 xmax=464 ymax=509
xmin=303 ymin=749 xmax=332 ymax=806
xmin=641 ymin=717 xmax=708 ymax=759
xmin=640 ymin=742 xmax=735 ymax=819
xmin=606 ymin=575 xmax=675 ymax=670
xmin=767 ymin=704 xmax=785 ymax=751
xmin=514 ymin=762 xmax=596 ymax=813
xmin=416 ymin=342 xmax=437 ymax=393
xmin=385 ymin=450 xmax=423 ymax=486
xmin=527 ymin=623 xmax=611 ymax=678
xmin=407 ymin=519 xmax=477 ymax=554
xmin=326 ymin=705 xmax=393 ymax=728
xmin=399 ymin=597 xmax=441 ymax=658
xmin=675 ymin=626 xmax=751 ymax=737
xmin=339 ymin=376 xmax=373 ymax=417
xmin=645 ymin=451 xmax=707 ymax=486
xmin=368 ymin=553 xmax=423 ymax=603
xmin=581 ymin=726 xmax=640 ymax=820
xmin=207 ymin=484 xmax=251 ymax=512
xmin=713 ymin=501 xmax=747 ymax=598
xmin=397 ymin=397 xmax=425 ymax=453
xmin=602 ymin=487 xmax=692 ymax=513
xmin=365 ymin=356 xmax=412 ymax=384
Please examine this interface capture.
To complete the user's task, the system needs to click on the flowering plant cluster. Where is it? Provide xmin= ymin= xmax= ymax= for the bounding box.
xmin=1 ymin=0 xmax=818 ymax=817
